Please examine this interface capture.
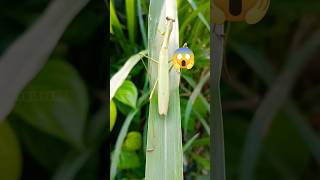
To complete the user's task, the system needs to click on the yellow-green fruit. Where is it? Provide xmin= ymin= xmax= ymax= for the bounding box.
xmin=0 ymin=121 xmax=22 ymax=180
xmin=123 ymin=131 xmax=142 ymax=151
xmin=110 ymin=100 xmax=117 ymax=131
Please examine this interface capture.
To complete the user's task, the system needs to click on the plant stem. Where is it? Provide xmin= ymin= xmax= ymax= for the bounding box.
xmin=211 ymin=23 xmax=226 ymax=180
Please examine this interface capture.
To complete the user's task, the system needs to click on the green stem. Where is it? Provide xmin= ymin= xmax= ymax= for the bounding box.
xmin=211 ymin=23 xmax=226 ymax=180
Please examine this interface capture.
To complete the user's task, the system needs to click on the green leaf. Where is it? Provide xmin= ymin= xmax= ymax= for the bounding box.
xmin=118 ymin=150 xmax=141 ymax=170
xmin=110 ymin=0 xmax=128 ymax=52
xmin=0 ymin=0 xmax=90 ymax=121
xmin=110 ymin=100 xmax=117 ymax=131
xmin=137 ymin=0 xmax=147 ymax=48
xmin=145 ymin=0 xmax=184 ymax=179
xmin=110 ymin=94 xmax=148 ymax=179
xmin=186 ymin=0 xmax=209 ymax=31
xmin=0 ymin=121 xmax=22 ymax=180
xmin=110 ymin=50 xmax=147 ymax=100
xmin=10 ymin=118 xmax=69 ymax=171
xmin=184 ymin=72 xmax=209 ymax=137
xmin=126 ymin=0 xmax=137 ymax=43
xmin=183 ymin=133 xmax=200 ymax=152
xmin=123 ymin=131 xmax=142 ymax=151
xmin=115 ymin=80 xmax=138 ymax=109
xmin=191 ymin=153 xmax=210 ymax=170
xmin=13 ymin=60 xmax=89 ymax=148
xmin=193 ymin=96 xmax=208 ymax=118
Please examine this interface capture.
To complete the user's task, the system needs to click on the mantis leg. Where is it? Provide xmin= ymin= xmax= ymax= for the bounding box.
xmin=147 ymin=80 xmax=158 ymax=152
xmin=139 ymin=53 xmax=159 ymax=64
xmin=157 ymin=28 xmax=165 ymax=36
xmin=149 ymin=79 xmax=158 ymax=101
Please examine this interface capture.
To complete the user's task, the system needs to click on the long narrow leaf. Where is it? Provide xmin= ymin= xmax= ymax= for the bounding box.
xmin=145 ymin=0 xmax=183 ymax=179
xmin=211 ymin=23 xmax=226 ymax=180
xmin=193 ymin=110 xmax=210 ymax=135
xmin=110 ymin=50 xmax=147 ymax=100
xmin=184 ymin=72 xmax=209 ymax=137
xmin=110 ymin=110 xmax=138 ymax=179
xmin=186 ymin=0 xmax=210 ymax=31
xmin=137 ymin=0 xmax=147 ymax=47
xmin=110 ymin=0 xmax=128 ymax=52
xmin=183 ymin=133 xmax=200 ymax=152
xmin=182 ymin=74 xmax=210 ymax=112
xmin=0 ymin=0 xmax=89 ymax=121
xmin=126 ymin=0 xmax=137 ymax=43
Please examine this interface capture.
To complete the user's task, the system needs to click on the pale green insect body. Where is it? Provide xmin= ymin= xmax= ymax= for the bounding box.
xmin=158 ymin=17 xmax=174 ymax=116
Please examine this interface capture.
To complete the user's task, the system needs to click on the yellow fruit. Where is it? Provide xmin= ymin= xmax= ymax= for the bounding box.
xmin=110 ymin=100 xmax=117 ymax=131
xmin=123 ymin=131 xmax=142 ymax=151
xmin=0 ymin=121 xmax=22 ymax=180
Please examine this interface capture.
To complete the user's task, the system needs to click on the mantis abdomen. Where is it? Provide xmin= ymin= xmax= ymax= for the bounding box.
xmin=158 ymin=18 xmax=174 ymax=116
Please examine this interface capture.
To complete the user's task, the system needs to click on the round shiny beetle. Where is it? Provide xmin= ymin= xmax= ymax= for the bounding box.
xmin=172 ymin=44 xmax=194 ymax=70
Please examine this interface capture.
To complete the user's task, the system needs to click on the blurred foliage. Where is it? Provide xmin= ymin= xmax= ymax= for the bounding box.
xmin=123 ymin=131 xmax=142 ymax=151
xmin=0 ymin=121 xmax=22 ymax=180
xmin=110 ymin=100 xmax=117 ymax=131
xmin=0 ymin=0 xmax=106 ymax=179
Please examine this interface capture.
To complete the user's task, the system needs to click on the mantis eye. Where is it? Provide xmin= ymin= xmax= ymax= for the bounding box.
xmin=185 ymin=54 xmax=190 ymax=60
xmin=177 ymin=54 xmax=183 ymax=60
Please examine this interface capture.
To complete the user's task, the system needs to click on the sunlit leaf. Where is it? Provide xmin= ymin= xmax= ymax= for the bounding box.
xmin=114 ymin=80 xmax=138 ymax=109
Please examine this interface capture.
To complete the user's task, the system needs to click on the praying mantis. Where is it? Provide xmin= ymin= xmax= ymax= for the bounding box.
xmin=141 ymin=16 xmax=195 ymax=116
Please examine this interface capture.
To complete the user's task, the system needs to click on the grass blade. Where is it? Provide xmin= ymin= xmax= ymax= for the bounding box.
xmin=183 ymin=72 xmax=209 ymax=137
xmin=186 ymin=0 xmax=210 ymax=31
xmin=110 ymin=0 xmax=129 ymax=52
xmin=110 ymin=93 xmax=148 ymax=179
xmin=180 ymin=2 xmax=209 ymax=39
xmin=183 ymin=133 xmax=200 ymax=152
xmin=182 ymin=75 xmax=210 ymax=112
xmin=238 ymin=30 xmax=320 ymax=180
xmin=110 ymin=50 xmax=147 ymax=100
xmin=0 ymin=0 xmax=89 ymax=121
xmin=193 ymin=110 xmax=210 ymax=135
xmin=126 ymin=0 xmax=137 ymax=43
xmin=145 ymin=0 xmax=183 ymax=179
xmin=211 ymin=23 xmax=226 ymax=180
xmin=137 ymin=0 xmax=147 ymax=48
xmin=110 ymin=110 xmax=138 ymax=179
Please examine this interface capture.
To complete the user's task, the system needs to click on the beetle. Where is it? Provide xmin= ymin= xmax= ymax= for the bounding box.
xmin=213 ymin=0 xmax=270 ymax=24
